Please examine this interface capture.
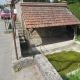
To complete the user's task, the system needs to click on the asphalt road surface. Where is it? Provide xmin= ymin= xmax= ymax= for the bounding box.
xmin=0 ymin=18 xmax=44 ymax=80
xmin=0 ymin=18 xmax=15 ymax=80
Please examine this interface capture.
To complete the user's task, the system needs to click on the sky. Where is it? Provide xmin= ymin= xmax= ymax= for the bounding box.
xmin=0 ymin=0 xmax=55 ymax=5
xmin=50 ymin=0 xmax=54 ymax=3
xmin=0 ymin=0 xmax=6 ymax=5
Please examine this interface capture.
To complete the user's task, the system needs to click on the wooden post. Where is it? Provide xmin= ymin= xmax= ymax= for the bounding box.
xmin=73 ymin=25 xmax=77 ymax=40
xmin=4 ymin=19 xmax=7 ymax=30
xmin=12 ymin=19 xmax=18 ymax=60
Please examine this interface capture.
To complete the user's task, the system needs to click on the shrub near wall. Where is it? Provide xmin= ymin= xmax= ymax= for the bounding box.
xmin=68 ymin=2 xmax=80 ymax=41
xmin=68 ymin=3 xmax=80 ymax=20
xmin=67 ymin=0 xmax=80 ymax=4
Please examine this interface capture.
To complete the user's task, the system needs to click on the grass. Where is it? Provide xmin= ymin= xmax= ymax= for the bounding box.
xmin=46 ymin=51 xmax=80 ymax=79
xmin=77 ymin=35 xmax=80 ymax=41
xmin=4 ymin=30 xmax=12 ymax=34
xmin=68 ymin=69 xmax=80 ymax=80
xmin=14 ymin=66 xmax=21 ymax=72
xmin=68 ymin=3 xmax=80 ymax=41
xmin=60 ymin=69 xmax=80 ymax=80
xmin=68 ymin=3 xmax=80 ymax=20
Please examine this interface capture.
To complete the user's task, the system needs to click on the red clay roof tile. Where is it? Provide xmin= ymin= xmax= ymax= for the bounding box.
xmin=21 ymin=2 xmax=80 ymax=28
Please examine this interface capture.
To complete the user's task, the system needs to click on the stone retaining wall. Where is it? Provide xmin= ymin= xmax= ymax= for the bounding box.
xmin=12 ymin=28 xmax=80 ymax=80
xmin=12 ymin=30 xmax=34 ymax=69
xmin=29 ymin=26 xmax=66 ymax=38
xmin=12 ymin=29 xmax=63 ymax=80
xmin=34 ymin=54 xmax=63 ymax=80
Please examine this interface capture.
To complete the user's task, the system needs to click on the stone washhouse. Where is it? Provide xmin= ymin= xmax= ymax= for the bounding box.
xmin=20 ymin=2 xmax=80 ymax=53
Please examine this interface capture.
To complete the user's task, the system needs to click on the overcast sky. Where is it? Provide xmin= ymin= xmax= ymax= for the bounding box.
xmin=0 ymin=0 xmax=55 ymax=5
xmin=0 ymin=0 xmax=6 ymax=5
xmin=50 ymin=0 xmax=54 ymax=2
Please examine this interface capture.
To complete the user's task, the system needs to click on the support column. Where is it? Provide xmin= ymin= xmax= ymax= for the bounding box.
xmin=73 ymin=25 xmax=77 ymax=40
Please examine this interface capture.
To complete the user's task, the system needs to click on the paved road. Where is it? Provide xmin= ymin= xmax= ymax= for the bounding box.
xmin=0 ymin=19 xmax=6 ymax=34
xmin=0 ymin=18 xmax=15 ymax=80
xmin=0 ymin=18 xmax=44 ymax=80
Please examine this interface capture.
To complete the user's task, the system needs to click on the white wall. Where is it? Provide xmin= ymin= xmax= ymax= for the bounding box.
xmin=15 ymin=0 xmax=23 ymax=23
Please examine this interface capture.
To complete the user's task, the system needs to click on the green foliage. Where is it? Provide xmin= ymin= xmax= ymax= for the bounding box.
xmin=68 ymin=70 xmax=80 ymax=80
xmin=53 ymin=0 xmax=58 ymax=3
xmin=68 ymin=3 xmax=80 ymax=20
xmin=77 ymin=35 xmax=80 ymax=41
xmin=46 ymin=51 xmax=80 ymax=74
xmin=11 ymin=0 xmax=15 ymax=7
xmin=68 ymin=3 xmax=80 ymax=41
xmin=0 ymin=4 xmax=8 ymax=9
xmin=60 ymin=74 xmax=69 ymax=80
xmin=15 ymin=66 xmax=21 ymax=72
xmin=67 ymin=0 xmax=80 ymax=4
xmin=0 ymin=5 xmax=4 ymax=9
xmin=68 ymin=75 xmax=79 ymax=80
xmin=60 ymin=70 xmax=80 ymax=80
xmin=46 ymin=51 xmax=80 ymax=79
xmin=67 ymin=0 xmax=77 ymax=4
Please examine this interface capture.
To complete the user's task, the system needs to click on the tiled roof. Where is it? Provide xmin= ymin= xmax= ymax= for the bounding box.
xmin=21 ymin=2 xmax=80 ymax=28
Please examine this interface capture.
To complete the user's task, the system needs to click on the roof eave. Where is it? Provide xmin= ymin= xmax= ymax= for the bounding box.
xmin=21 ymin=2 xmax=67 ymax=7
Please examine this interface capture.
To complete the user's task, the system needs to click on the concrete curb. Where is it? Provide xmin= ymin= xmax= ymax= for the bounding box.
xmin=34 ymin=54 xmax=63 ymax=80
xmin=11 ymin=28 xmax=80 ymax=80
xmin=12 ymin=30 xmax=34 ymax=70
xmin=75 ymin=41 xmax=80 ymax=45
xmin=11 ymin=29 xmax=63 ymax=80
xmin=32 ymin=40 xmax=75 ymax=55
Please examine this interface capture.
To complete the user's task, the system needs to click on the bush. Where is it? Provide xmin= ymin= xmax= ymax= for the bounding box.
xmin=53 ymin=0 xmax=58 ymax=3
xmin=68 ymin=70 xmax=80 ymax=80
xmin=68 ymin=3 xmax=80 ymax=20
xmin=67 ymin=0 xmax=80 ymax=4
xmin=77 ymin=35 xmax=80 ymax=41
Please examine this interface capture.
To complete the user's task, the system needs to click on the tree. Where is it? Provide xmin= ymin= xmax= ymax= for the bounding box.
xmin=67 ymin=0 xmax=80 ymax=4
xmin=0 ymin=4 xmax=4 ymax=9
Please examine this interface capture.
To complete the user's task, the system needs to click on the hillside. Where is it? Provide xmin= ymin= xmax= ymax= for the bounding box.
xmin=68 ymin=3 xmax=80 ymax=20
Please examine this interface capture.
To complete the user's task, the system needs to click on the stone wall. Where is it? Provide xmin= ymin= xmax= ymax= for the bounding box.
xmin=29 ymin=26 xmax=66 ymax=39
xmin=34 ymin=54 xmax=63 ymax=80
